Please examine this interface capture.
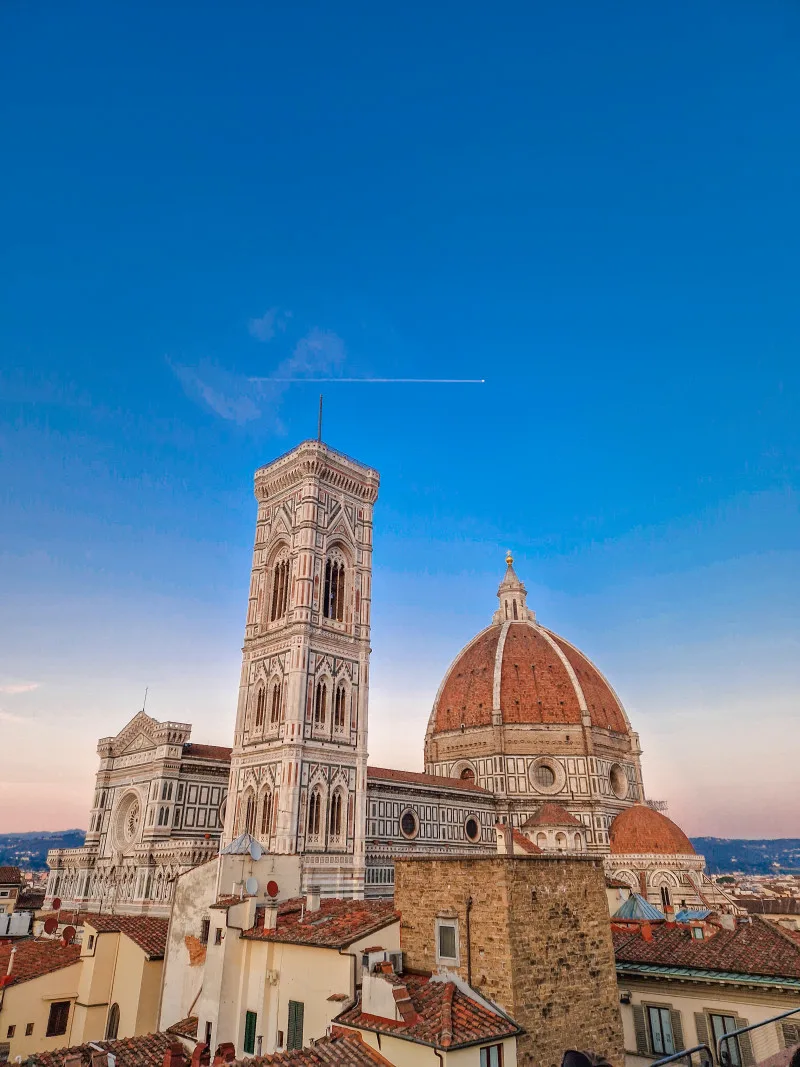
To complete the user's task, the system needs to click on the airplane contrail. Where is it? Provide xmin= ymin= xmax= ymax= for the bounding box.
xmin=249 ymin=377 xmax=486 ymax=383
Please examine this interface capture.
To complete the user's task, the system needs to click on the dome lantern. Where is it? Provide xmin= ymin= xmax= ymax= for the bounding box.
xmin=492 ymin=551 xmax=535 ymax=624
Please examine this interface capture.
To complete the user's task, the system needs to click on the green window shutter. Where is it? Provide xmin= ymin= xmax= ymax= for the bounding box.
xmin=243 ymin=1011 xmax=257 ymax=1056
xmin=633 ymin=1005 xmax=649 ymax=1054
xmin=671 ymin=1011 xmax=685 ymax=1052
xmin=287 ymin=1001 xmax=304 ymax=1051
xmin=695 ymin=1012 xmax=711 ymax=1050
xmin=736 ymin=1019 xmax=754 ymax=1067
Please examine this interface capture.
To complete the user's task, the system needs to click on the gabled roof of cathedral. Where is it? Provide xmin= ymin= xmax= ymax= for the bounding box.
xmin=521 ymin=803 xmax=582 ymax=828
xmin=367 ymin=766 xmax=488 ymax=793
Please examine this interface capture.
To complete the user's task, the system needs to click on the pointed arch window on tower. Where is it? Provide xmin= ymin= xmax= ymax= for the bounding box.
xmin=323 ymin=558 xmax=345 ymax=621
xmin=260 ymin=793 xmax=272 ymax=839
xmin=270 ymin=557 xmax=290 ymax=621
xmin=314 ymin=681 xmax=327 ymax=728
xmin=333 ymin=684 xmax=347 ymax=731
xmin=255 ymin=687 xmax=266 ymax=728
xmin=244 ymin=792 xmax=256 ymax=836
xmin=329 ymin=790 xmax=344 ymax=842
xmin=307 ymin=790 xmax=322 ymax=841
xmin=270 ymin=682 xmax=282 ymax=725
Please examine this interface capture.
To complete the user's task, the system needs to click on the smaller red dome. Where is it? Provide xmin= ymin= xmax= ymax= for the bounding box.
xmin=610 ymin=805 xmax=695 ymax=856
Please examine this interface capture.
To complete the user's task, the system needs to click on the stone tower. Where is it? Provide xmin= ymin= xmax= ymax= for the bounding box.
xmin=223 ymin=440 xmax=380 ymax=897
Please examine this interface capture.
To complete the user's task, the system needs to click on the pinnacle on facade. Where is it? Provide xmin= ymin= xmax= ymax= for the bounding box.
xmin=492 ymin=551 xmax=536 ymax=624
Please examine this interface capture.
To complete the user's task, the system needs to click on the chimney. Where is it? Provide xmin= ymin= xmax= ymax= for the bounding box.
xmin=191 ymin=1043 xmax=211 ymax=1067
xmin=641 ymin=921 xmax=653 ymax=942
xmin=212 ymin=1043 xmax=236 ymax=1065
xmin=306 ymin=886 xmax=321 ymax=913
xmin=162 ymin=1044 xmax=188 ymax=1067
xmin=65 ymin=1056 xmax=83 ymax=1067
xmin=664 ymin=905 xmax=675 ymax=926
xmin=90 ymin=1052 xmax=108 ymax=1067
xmin=718 ymin=913 xmax=736 ymax=931
xmin=263 ymin=901 xmax=279 ymax=932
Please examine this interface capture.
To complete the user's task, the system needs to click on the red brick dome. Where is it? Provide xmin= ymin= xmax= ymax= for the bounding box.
xmin=430 ymin=620 xmax=630 ymax=736
xmin=610 ymin=804 xmax=695 ymax=855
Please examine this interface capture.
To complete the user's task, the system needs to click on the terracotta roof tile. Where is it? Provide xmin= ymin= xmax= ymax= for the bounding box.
xmin=182 ymin=743 xmax=232 ymax=762
xmin=336 ymin=973 xmax=521 ymax=1050
xmin=0 ymin=938 xmax=81 ymax=986
xmin=509 ymin=828 xmax=542 ymax=854
xmin=0 ymin=866 xmax=23 ymax=885
xmin=231 ymin=1030 xmax=392 ymax=1067
xmin=610 ymin=805 xmax=695 ymax=856
xmin=521 ymin=803 xmax=582 ymax=828
xmin=613 ymin=915 xmax=800 ymax=980
xmin=30 ymin=1031 xmax=175 ymax=1067
xmin=17 ymin=888 xmax=46 ymax=910
xmin=84 ymin=914 xmax=169 ymax=958
xmin=367 ymin=766 xmax=488 ymax=793
xmin=166 ymin=1016 xmax=199 ymax=1039
xmin=242 ymin=897 xmax=399 ymax=949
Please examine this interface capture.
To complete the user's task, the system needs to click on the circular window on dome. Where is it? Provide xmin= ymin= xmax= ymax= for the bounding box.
xmin=464 ymin=816 xmax=481 ymax=843
xmin=609 ymin=764 xmax=629 ymax=799
xmin=399 ymin=808 xmax=419 ymax=840
xmin=528 ymin=758 xmax=564 ymax=795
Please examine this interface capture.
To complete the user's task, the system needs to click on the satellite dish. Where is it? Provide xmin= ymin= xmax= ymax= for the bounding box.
xmin=266 ymin=880 xmax=279 ymax=899
xmin=62 ymin=926 xmax=76 ymax=945
xmin=52 ymin=897 xmax=62 ymax=911
xmin=244 ymin=876 xmax=259 ymax=897
xmin=249 ymin=840 xmax=262 ymax=861
xmin=43 ymin=916 xmax=58 ymax=935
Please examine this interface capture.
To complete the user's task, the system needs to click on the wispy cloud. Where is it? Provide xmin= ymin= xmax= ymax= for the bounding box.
xmin=0 ymin=710 xmax=28 ymax=724
xmin=0 ymin=683 xmax=39 ymax=695
xmin=172 ymin=323 xmax=347 ymax=428
xmin=248 ymin=307 xmax=291 ymax=343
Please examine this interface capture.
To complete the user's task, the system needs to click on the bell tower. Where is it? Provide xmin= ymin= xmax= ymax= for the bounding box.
xmin=224 ymin=439 xmax=379 ymax=897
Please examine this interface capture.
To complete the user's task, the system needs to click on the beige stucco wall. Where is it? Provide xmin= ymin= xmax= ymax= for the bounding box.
xmin=0 ymin=962 xmax=82 ymax=1061
xmin=620 ymin=977 xmax=800 ymax=1067
xmin=355 ymin=1030 xmax=517 ymax=1067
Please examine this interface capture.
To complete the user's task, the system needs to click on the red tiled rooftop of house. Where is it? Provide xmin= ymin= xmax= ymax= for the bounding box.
xmin=232 ymin=1029 xmax=392 ymax=1067
xmin=166 ymin=1016 xmax=199 ymax=1039
xmin=367 ymin=766 xmax=488 ymax=793
xmin=509 ymin=827 xmax=542 ymax=854
xmin=85 ymin=913 xmax=169 ymax=958
xmin=242 ymin=897 xmax=399 ymax=949
xmin=182 ymin=742 xmax=233 ymax=762
xmin=0 ymin=866 xmax=23 ymax=885
xmin=336 ymin=972 xmax=521 ymax=1050
xmin=0 ymin=938 xmax=81 ymax=986
xmin=30 ymin=1031 xmax=175 ymax=1067
xmin=613 ymin=914 xmax=800 ymax=980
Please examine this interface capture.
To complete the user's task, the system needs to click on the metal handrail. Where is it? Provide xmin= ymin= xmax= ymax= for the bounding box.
xmin=652 ymin=1044 xmax=714 ymax=1067
xmin=717 ymin=1006 xmax=800 ymax=1067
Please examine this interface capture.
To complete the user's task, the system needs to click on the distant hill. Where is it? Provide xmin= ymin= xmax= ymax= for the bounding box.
xmin=692 ymin=838 xmax=800 ymax=875
xmin=0 ymin=830 xmax=85 ymax=871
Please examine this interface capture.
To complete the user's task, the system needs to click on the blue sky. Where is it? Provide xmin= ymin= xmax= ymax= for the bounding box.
xmin=1 ymin=0 xmax=798 ymax=834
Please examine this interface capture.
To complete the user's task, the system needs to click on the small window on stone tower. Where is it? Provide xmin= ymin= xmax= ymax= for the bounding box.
xmin=333 ymin=684 xmax=347 ymax=731
xmin=323 ymin=558 xmax=345 ymax=621
xmin=271 ymin=558 xmax=290 ymax=621
xmin=255 ymin=687 xmax=266 ymax=728
xmin=314 ymin=681 xmax=327 ymax=727
xmin=269 ymin=683 xmax=281 ymax=725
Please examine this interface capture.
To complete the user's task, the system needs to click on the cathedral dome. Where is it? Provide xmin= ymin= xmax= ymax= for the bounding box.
xmin=609 ymin=804 xmax=695 ymax=856
xmin=428 ymin=556 xmax=630 ymax=737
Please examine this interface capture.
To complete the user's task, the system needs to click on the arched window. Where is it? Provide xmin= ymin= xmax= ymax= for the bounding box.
xmin=536 ymin=832 xmax=547 ymax=849
xmin=106 ymin=1003 xmax=120 ymax=1040
xmin=512 ymin=600 xmax=518 ymax=619
xmin=270 ymin=556 xmax=290 ymax=621
xmin=323 ymin=557 xmax=345 ymax=621
xmin=307 ymin=791 xmax=322 ymax=839
xmin=314 ymin=681 xmax=327 ymax=727
xmin=459 ymin=767 xmax=475 ymax=782
xmin=270 ymin=683 xmax=282 ymax=725
xmin=244 ymin=792 xmax=256 ymax=836
xmin=333 ymin=684 xmax=347 ymax=731
xmin=573 ymin=833 xmax=582 ymax=851
xmin=329 ymin=791 xmax=344 ymax=841
xmin=555 ymin=832 xmax=567 ymax=850
xmin=255 ymin=687 xmax=266 ymax=728
xmin=260 ymin=793 xmax=272 ymax=839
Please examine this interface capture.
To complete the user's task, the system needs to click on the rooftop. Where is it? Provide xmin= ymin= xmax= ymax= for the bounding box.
xmin=182 ymin=742 xmax=233 ymax=762
xmin=85 ymin=913 xmax=169 ymax=958
xmin=336 ymin=973 xmax=521 ymax=1050
xmin=367 ymin=766 xmax=488 ymax=793
xmin=613 ymin=914 xmax=800 ymax=983
xmin=520 ymin=803 xmax=582 ymax=829
xmin=243 ymin=897 xmax=399 ymax=949
xmin=231 ymin=1028 xmax=391 ymax=1067
xmin=0 ymin=866 xmax=23 ymax=885
xmin=0 ymin=938 xmax=82 ymax=986
xmin=30 ymin=1032 xmax=175 ymax=1067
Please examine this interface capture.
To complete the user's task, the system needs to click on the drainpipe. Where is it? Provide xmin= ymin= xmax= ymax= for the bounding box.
xmin=465 ymin=896 xmax=473 ymax=987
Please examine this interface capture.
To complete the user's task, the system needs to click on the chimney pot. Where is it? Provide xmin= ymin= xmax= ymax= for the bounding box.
xmin=306 ymin=886 xmax=321 ymax=913
xmin=263 ymin=901 xmax=279 ymax=932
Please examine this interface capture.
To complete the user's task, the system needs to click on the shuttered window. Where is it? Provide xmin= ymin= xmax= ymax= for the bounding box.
xmin=243 ymin=1011 xmax=257 ymax=1055
xmin=46 ymin=1001 xmax=70 ymax=1037
xmin=287 ymin=1001 xmax=304 ymax=1051
xmin=633 ymin=1003 xmax=684 ymax=1056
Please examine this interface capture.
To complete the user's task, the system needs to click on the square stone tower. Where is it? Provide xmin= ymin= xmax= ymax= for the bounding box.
xmin=223 ymin=440 xmax=380 ymax=897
